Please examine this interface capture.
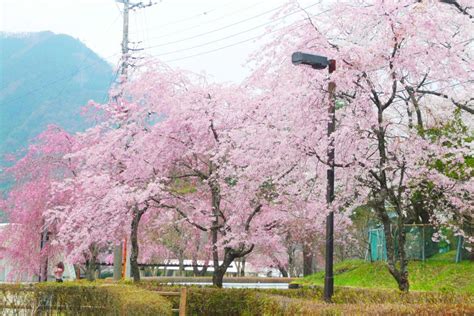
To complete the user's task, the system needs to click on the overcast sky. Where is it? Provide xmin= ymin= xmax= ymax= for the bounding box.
xmin=1 ymin=0 xmax=322 ymax=83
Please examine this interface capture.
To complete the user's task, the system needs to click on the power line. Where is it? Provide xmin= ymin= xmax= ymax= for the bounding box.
xmin=140 ymin=3 xmax=290 ymax=50
xmin=135 ymin=8 xmax=331 ymax=65
xmin=146 ymin=12 xmax=323 ymax=65
xmin=131 ymin=0 xmax=236 ymax=31
xmin=145 ymin=2 xmax=322 ymax=58
xmin=135 ymin=2 xmax=264 ymax=42
xmin=40 ymin=12 xmax=124 ymax=106
xmin=101 ymin=61 xmax=122 ymax=104
xmin=163 ymin=29 xmax=291 ymax=63
xmin=0 ymin=3 xmax=325 ymax=105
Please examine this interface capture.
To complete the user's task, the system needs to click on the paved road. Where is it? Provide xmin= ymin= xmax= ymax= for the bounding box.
xmin=165 ymin=282 xmax=289 ymax=289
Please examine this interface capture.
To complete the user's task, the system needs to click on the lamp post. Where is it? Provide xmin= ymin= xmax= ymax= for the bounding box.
xmin=292 ymin=52 xmax=336 ymax=302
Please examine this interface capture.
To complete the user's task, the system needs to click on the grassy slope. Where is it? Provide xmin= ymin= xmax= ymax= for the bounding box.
xmin=295 ymin=251 xmax=474 ymax=294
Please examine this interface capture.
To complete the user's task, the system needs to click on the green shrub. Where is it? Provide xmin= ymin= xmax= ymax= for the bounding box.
xmin=180 ymin=287 xmax=473 ymax=315
xmin=0 ymin=282 xmax=172 ymax=315
xmin=106 ymin=285 xmax=172 ymax=315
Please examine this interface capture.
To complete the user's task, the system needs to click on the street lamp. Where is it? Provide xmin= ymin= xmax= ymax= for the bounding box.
xmin=292 ymin=51 xmax=336 ymax=302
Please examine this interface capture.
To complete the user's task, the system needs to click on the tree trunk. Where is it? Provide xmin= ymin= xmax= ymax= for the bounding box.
xmin=192 ymin=257 xmax=209 ymax=276
xmin=96 ymin=265 xmax=101 ymax=280
xmin=212 ymin=253 xmax=230 ymax=287
xmin=303 ymin=243 xmax=314 ymax=276
xmin=278 ymin=265 xmax=289 ymax=278
xmin=192 ymin=257 xmax=200 ymax=276
xmin=39 ymin=229 xmax=49 ymax=282
xmin=84 ymin=244 xmax=99 ymax=281
xmin=73 ymin=264 xmax=81 ymax=280
xmin=85 ymin=257 xmax=97 ymax=281
xmin=213 ymin=266 xmax=226 ymax=288
xmin=288 ymin=245 xmax=295 ymax=277
xmin=211 ymin=225 xmax=220 ymax=284
xmin=368 ymin=236 xmax=373 ymax=263
xmin=395 ymin=218 xmax=409 ymax=292
xmin=212 ymin=248 xmax=234 ymax=287
xmin=373 ymin=102 xmax=410 ymax=292
xmin=210 ymin=179 xmax=222 ymax=286
xmin=212 ymin=246 xmax=253 ymax=287
xmin=207 ymin=171 xmax=257 ymax=286
xmin=178 ymin=250 xmax=185 ymax=276
xmin=235 ymin=259 xmax=241 ymax=276
xmin=374 ymin=200 xmax=410 ymax=292
xmin=240 ymin=258 xmax=246 ymax=277
xmin=130 ymin=208 xmax=145 ymax=282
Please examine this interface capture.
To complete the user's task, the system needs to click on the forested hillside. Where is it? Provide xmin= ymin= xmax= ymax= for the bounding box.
xmin=0 ymin=31 xmax=113 ymax=156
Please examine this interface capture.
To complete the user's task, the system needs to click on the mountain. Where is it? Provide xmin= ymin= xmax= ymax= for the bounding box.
xmin=0 ymin=31 xmax=114 ymax=156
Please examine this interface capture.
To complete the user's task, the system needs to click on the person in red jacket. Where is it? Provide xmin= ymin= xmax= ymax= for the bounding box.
xmin=53 ymin=262 xmax=65 ymax=282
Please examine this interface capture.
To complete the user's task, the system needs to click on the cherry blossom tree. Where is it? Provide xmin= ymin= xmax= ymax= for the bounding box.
xmin=248 ymin=0 xmax=473 ymax=291
xmin=3 ymin=1 xmax=471 ymax=294
xmin=0 ymin=126 xmax=76 ymax=280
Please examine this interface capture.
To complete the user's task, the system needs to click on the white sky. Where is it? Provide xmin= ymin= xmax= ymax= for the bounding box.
xmin=1 ymin=0 xmax=322 ymax=83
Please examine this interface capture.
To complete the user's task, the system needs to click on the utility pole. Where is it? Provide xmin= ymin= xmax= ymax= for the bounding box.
xmin=121 ymin=0 xmax=130 ymax=79
xmin=113 ymin=0 xmax=129 ymax=281
xmin=113 ymin=0 xmax=155 ymax=281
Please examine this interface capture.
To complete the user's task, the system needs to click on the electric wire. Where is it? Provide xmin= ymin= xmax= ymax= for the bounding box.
xmin=140 ymin=3 xmax=290 ymax=50
xmin=46 ymin=12 xmax=124 ymax=106
xmin=131 ymin=0 xmax=236 ymax=31
xmin=136 ymin=2 xmax=264 ymax=42
xmin=145 ymin=2 xmax=322 ymax=58
xmin=136 ymin=7 xmax=331 ymax=65
xmin=1 ymin=2 xmax=323 ymax=104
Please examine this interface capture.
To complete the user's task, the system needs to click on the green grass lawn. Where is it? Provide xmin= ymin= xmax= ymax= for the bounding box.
xmin=295 ymin=251 xmax=474 ymax=294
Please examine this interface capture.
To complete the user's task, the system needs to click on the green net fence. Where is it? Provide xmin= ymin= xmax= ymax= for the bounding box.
xmin=368 ymin=228 xmax=387 ymax=261
xmin=368 ymin=224 xmax=439 ymax=262
xmin=458 ymin=222 xmax=474 ymax=262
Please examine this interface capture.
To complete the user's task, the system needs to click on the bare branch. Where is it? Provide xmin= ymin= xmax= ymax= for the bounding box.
xmin=439 ymin=0 xmax=474 ymax=19
xmin=416 ymin=89 xmax=474 ymax=114
xmin=245 ymin=205 xmax=262 ymax=231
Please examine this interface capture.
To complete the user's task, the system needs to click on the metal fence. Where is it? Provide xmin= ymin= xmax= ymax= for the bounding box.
xmin=367 ymin=224 xmax=439 ymax=262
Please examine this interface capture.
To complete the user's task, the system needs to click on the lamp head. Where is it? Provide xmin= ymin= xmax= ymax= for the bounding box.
xmin=291 ymin=52 xmax=329 ymax=70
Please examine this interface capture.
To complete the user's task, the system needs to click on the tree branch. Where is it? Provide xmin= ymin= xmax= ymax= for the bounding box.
xmin=245 ymin=205 xmax=262 ymax=231
xmin=416 ymin=89 xmax=474 ymax=114
xmin=439 ymin=0 xmax=473 ymax=19
xmin=150 ymin=197 xmax=208 ymax=232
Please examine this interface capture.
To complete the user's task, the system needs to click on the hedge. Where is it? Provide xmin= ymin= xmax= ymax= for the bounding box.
xmin=3 ymin=282 xmax=472 ymax=315
xmin=255 ymin=295 xmax=474 ymax=315
xmin=0 ymin=282 xmax=172 ymax=315
xmin=135 ymin=284 xmax=473 ymax=315
xmin=182 ymin=287 xmax=473 ymax=315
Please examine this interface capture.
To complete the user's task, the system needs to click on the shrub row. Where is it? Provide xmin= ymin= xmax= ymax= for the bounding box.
xmin=136 ymin=285 xmax=473 ymax=315
xmin=280 ymin=285 xmax=474 ymax=305
xmin=184 ymin=287 xmax=474 ymax=315
xmin=259 ymin=295 xmax=474 ymax=316
xmin=2 ymin=282 xmax=471 ymax=315
xmin=0 ymin=282 xmax=172 ymax=315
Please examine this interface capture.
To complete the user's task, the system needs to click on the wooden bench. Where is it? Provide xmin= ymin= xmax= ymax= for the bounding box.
xmin=155 ymin=288 xmax=187 ymax=316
